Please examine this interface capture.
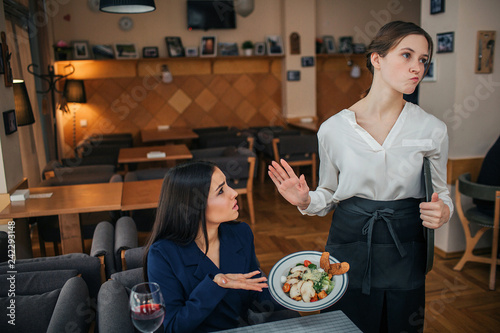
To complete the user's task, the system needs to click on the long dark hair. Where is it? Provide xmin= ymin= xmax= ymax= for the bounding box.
xmin=143 ymin=161 xmax=216 ymax=281
xmin=364 ymin=21 xmax=434 ymax=96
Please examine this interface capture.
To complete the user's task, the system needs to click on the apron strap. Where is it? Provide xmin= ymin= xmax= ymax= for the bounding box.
xmin=360 ymin=208 xmax=408 ymax=295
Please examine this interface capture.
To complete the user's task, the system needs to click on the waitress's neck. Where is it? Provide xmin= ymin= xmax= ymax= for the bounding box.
xmin=364 ymin=78 xmax=405 ymax=117
xmin=195 ymin=225 xmax=219 ymax=250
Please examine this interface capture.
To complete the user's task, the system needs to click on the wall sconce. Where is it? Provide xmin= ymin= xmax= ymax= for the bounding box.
xmin=63 ymin=80 xmax=86 ymax=149
xmin=161 ymin=65 xmax=173 ymax=83
xmin=100 ymin=0 xmax=156 ymax=13
xmin=346 ymin=58 xmax=361 ymax=79
xmin=13 ymin=80 xmax=35 ymax=126
xmin=235 ymin=0 xmax=254 ymax=17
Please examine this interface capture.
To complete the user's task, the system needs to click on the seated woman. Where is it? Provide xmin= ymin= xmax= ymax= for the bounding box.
xmin=144 ymin=161 xmax=296 ymax=332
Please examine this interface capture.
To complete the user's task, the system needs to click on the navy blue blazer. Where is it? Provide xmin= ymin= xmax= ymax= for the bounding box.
xmin=147 ymin=221 xmax=277 ymax=333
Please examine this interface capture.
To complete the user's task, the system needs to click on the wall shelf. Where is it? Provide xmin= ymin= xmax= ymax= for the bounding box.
xmin=54 ymin=55 xmax=284 ymax=79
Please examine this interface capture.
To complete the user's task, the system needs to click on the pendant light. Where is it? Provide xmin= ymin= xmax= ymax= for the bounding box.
xmin=100 ymin=0 xmax=156 ymax=14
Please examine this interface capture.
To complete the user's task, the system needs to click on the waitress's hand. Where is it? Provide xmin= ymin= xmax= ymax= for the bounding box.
xmin=213 ymin=270 xmax=268 ymax=292
xmin=268 ymin=159 xmax=311 ymax=210
xmin=419 ymin=193 xmax=450 ymax=229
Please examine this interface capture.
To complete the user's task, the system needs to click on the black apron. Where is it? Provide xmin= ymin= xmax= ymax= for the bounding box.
xmin=323 ymin=197 xmax=426 ymax=333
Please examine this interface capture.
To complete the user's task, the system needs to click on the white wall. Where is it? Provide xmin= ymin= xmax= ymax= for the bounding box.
xmin=0 ymin=2 xmax=24 ymax=196
xmin=420 ymin=0 xmax=500 ymax=253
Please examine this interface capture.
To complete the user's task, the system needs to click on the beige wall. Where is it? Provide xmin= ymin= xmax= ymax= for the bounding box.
xmin=420 ymin=0 xmax=500 ymax=253
xmin=316 ymin=0 xmax=421 ymax=44
xmin=0 ymin=1 xmax=24 ymax=195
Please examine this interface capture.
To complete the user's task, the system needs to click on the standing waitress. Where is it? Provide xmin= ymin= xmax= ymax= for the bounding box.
xmin=268 ymin=21 xmax=453 ymax=333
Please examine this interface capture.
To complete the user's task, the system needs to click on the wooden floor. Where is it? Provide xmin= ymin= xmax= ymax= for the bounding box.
xmin=32 ymin=177 xmax=500 ymax=332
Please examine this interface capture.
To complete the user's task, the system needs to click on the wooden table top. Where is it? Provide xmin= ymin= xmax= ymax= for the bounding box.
xmin=287 ymin=117 xmax=320 ymax=132
xmin=121 ymin=179 xmax=163 ymax=211
xmin=0 ymin=182 xmax=123 ymax=219
xmin=118 ymin=144 xmax=192 ymax=164
xmin=141 ymin=127 xmax=199 ymax=143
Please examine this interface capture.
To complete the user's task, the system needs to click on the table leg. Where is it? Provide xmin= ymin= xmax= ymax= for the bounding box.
xmin=58 ymin=213 xmax=83 ymax=254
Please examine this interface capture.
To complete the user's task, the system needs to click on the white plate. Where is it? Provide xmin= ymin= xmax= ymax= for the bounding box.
xmin=268 ymin=251 xmax=348 ymax=312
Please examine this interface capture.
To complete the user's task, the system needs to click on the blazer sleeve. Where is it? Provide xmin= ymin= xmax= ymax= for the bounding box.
xmin=148 ymin=244 xmax=228 ymax=333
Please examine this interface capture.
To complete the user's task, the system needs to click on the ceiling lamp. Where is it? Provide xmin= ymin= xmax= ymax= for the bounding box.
xmin=234 ymin=0 xmax=254 ymax=17
xmin=100 ymin=0 xmax=156 ymax=14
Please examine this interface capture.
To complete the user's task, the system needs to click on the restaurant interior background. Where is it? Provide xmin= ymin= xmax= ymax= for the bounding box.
xmin=0 ymin=0 xmax=499 ymax=258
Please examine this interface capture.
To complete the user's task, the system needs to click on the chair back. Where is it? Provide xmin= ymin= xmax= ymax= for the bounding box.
xmin=272 ymin=134 xmax=318 ymax=161
xmin=124 ymin=168 xmax=169 ymax=182
xmin=122 ymin=247 xmax=146 ymax=271
xmin=458 ymin=173 xmax=500 ymax=201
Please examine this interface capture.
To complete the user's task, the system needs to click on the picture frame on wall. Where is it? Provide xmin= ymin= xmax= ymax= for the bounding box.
xmin=165 ymin=37 xmax=185 ymax=57
xmin=72 ymin=40 xmax=91 ymax=59
xmin=218 ymin=42 xmax=239 ymax=56
xmin=266 ymin=35 xmax=284 ymax=55
xmin=185 ymin=47 xmax=198 ymax=57
xmin=436 ymin=32 xmax=454 ymax=53
xmin=3 ymin=109 xmax=17 ymax=135
xmin=200 ymin=36 xmax=217 ymax=57
xmin=323 ymin=35 xmax=336 ymax=54
xmin=476 ymin=30 xmax=496 ymax=74
xmin=338 ymin=36 xmax=353 ymax=54
xmin=254 ymin=42 xmax=265 ymax=56
xmin=430 ymin=0 xmax=445 ymax=15
xmin=422 ymin=59 xmax=436 ymax=82
xmin=0 ymin=44 xmax=4 ymax=74
xmin=143 ymin=46 xmax=159 ymax=58
xmin=92 ymin=45 xmax=114 ymax=59
xmin=114 ymin=43 xmax=138 ymax=59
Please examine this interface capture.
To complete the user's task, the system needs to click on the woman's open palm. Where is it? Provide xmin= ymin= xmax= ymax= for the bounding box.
xmin=268 ymin=159 xmax=311 ymax=209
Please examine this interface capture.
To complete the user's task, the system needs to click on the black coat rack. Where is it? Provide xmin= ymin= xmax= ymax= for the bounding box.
xmin=27 ymin=63 xmax=75 ymax=160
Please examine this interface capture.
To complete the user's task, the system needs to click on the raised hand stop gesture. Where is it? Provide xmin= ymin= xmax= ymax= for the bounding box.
xmin=268 ymin=159 xmax=311 ymax=210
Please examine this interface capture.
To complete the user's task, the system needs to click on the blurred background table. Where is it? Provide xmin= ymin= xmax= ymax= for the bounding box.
xmin=118 ymin=144 xmax=192 ymax=171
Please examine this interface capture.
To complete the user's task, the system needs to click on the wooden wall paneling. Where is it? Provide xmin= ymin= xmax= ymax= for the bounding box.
xmin=54 ymin=60 xmax=137 ymax=79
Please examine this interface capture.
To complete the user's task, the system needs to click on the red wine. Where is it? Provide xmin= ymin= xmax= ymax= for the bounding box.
xmin=131 ymin=303 xmax=165 ymax=332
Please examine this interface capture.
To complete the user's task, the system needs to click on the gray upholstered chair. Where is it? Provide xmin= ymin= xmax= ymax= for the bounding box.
xmin=0 ymin=252 xmax=102 ymax=300
xmin=121 ymin=246 xmax=146 ymax=271
xmin=453 ymin=173 xmax=500 ymax=290
xmin=97 ymin=268 xmax=152 ymax=333
xmin=192 ymin=146 xmax=257 ymax=224
xmin=0 ymin=272 xmax=90 ymax=333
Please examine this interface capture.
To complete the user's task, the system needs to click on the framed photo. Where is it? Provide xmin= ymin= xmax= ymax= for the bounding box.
xmin=338 ymin=36 xmax=353 ymax=54
xmin=266 ymin=35 xmax=283 ymax=55
xmin=430 ymin=0 xmax=445 ymax=15
xmin=301 ymin=56 xmax=314 ymax=67
xmin=114 ymin=43 xmax=138 ymax=59
xmin=165 ymin=37 xmax=185 ymax=57
xmin=422 ymin=59 xmax=436 ymax=82
xmin=476 ymin=31 xmax=496 ymax=74
xmin=72 ymin=40 xmax=91 ymax=59
xmin=323 ymin=35 xmax=336 ymax=54
xmin=254 ymin=42 xmax=265 ymax=56
xmin=143 ymin=46 xmax=159 ymax=58
xmin=92 ymin=45 xmax=114 ymax=59
xmin=200 ymin=36 xmax=217 ymax=57
xmin=3 ymin=110 xmax=17 ymax=135
xmin=436 ymin=32 xmax=454 ymax=53
xmin=185 ymin=47 xmax=198 ymax=57
xmin=219 ymin=42 xmax=239 ymax=56
xmin=287 ymin=70 xmax=301 ymax=81
xmin=0 ymin=44 xmax=4 ymax=74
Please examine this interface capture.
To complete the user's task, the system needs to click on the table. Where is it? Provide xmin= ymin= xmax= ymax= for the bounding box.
xmin=217 ymin=310 xmax=361 ymax=332
xmin=118 ymin=144 xmax=192 ymax=171
xmin=0 ymin=183 xmax=123 ymax=254
xmin=141 ymin=127 xmax=199 ymax=144
xmin=121 ymin=179 xmax=163 ymax=211
xmin=287 ymin=117 xmax=320 ymax=132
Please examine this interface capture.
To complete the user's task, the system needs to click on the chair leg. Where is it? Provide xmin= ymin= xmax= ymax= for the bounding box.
xmin=247 ymin=191 xmax=255 ymax=225
xmin=53 ymin=242 xmax=60 ymax=256
xmin=35 ymin=224 xmax=47 ymax=257
xmin=454 ymin=228 xmax=488 ymax=271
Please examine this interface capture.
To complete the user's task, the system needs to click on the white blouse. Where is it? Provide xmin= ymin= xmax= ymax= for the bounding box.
xmin=301 ymin=102 xmax=454 ymax=219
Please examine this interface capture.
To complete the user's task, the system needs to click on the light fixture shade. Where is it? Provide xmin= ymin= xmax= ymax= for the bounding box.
xmin=13 ymin=80 xmax=35 ymax=126
xmin=100 ymin=0 xmax=156 ymax=13
xmin=64 ymin=80 xmax=87 ymax=103
xmin=234 ymin=0 xmax=254 ymax=17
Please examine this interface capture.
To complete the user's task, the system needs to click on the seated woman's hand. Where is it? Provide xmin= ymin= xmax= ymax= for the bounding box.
xmin=213 ymin=270 xmax=268 ymax=292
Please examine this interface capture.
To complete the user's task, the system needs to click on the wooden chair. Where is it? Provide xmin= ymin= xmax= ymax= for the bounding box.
xmin=454 ymin=173 xmax=500 ymax=290
xmin=270 ymin=134 xmax=318 ymax=188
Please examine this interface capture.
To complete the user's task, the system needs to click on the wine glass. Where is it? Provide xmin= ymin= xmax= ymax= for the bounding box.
xmin=129 ymin=282 xmax=165 ymax=333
